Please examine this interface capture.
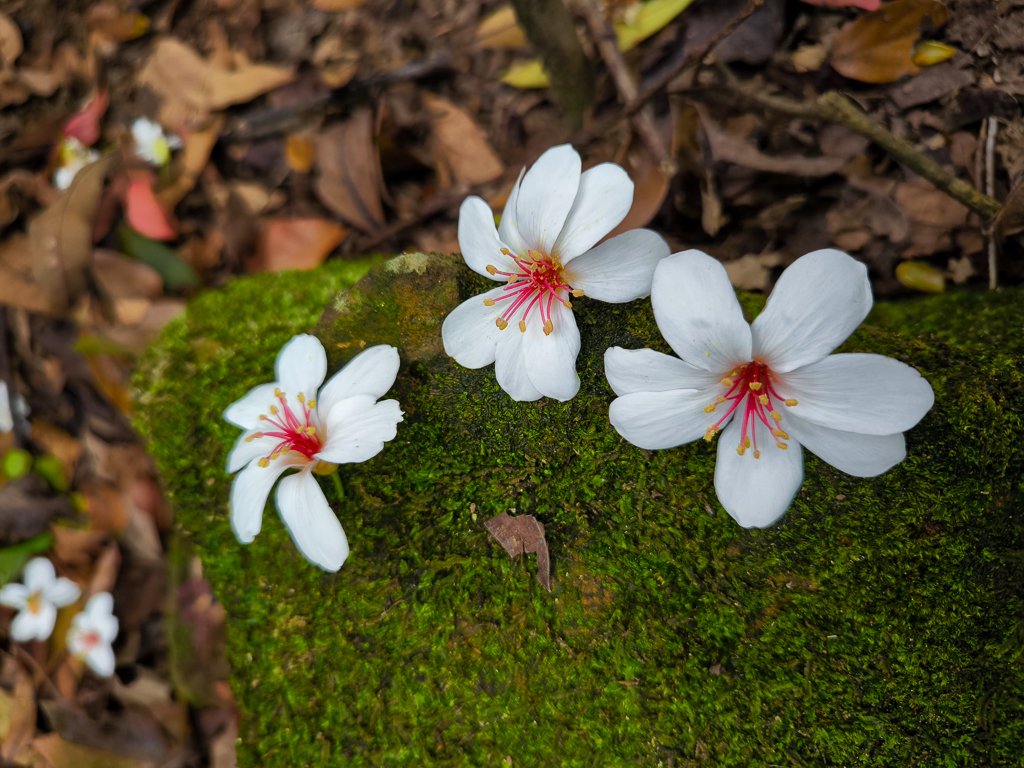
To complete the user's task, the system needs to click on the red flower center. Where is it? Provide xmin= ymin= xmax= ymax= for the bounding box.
xmin=484 ymin=249 xmax=583 ymax=336
xmin=251 ymin=389 xmax=324 ymax=465
xmin=703 ymin=361 xmax=798 ymax=458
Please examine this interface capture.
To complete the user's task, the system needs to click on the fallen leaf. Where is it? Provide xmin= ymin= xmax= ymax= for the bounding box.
xmin=724 ymin=252 xmax=785 ymax=291
xmin=423 ymin=94 xmax=503 ymax=187
xmin=0 ymin=13 xmax=23 ymax=67
xmin=911 ymin=39 xmax=956 ymax=66
xmin=314 ymin=110 xmax=386 ymax=232
xmin=252 ymin=218 xmax=346 ymax=272
xmin=92 ymin=249 xmax=164 ymax=300
xmin=484 ymin=511 xmax=551 ymax=591
xmin=895 ymin=260 xmax=945 ymax=292
xmin=0 ymin=656 xmax=36 ymax=764
xmin=285 ymin=133 xmax=316 ymax=173
xmin=29 ymin=421 xmax=82 ymax=487
xmin=475 ymin=6 xmax=528 ymax=49
xmin=311 ymin=0 xmax=366 ymax=8
xmin=800 ymin=0 xmax=879 ymax=8
xmin=831 ymin=0 xmax=949 ymax=84
xmin=117 ymin=224 xmax=199 ymax=291
xmin=86 ymin=3 xmax=150 ymax=43
xmin=62 ymin=90 xmax=109 ymax=146
xmin=30 ymin=732 xmax=159 ymax=768
xmin=947 ymin=254 xmax=975 ymax=284
xmin=124 ymin=173 xmax=177 ymax=241
xmin=605 ymin=150 xmax=671 ymax=238
xmin=159 ymin=115 xmax=225 ymax=208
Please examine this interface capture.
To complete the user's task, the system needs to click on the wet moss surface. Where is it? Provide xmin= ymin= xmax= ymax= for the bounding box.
xmin=134 ymin=254 xmax=1024 ymax=766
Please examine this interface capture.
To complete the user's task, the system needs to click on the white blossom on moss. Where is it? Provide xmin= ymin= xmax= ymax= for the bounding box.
xmin=0 ymin=558 xmax=80 ymax=642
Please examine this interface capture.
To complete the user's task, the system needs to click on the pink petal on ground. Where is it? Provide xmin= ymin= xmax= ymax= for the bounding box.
xmin=124 ymin=173 xmax=177 ymax=241
xmin=62 ymin=90 xmax=109 ymax=146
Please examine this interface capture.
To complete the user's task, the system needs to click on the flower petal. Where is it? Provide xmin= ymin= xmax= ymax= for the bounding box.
xmin=498 ymin=168 xmax=528 ymax=256
xmin=45 ymin=577 xmax=81 ymax=608
xmin=494 ymin=328 xmax=543 ymax=401
xmin=523 ymin=301 xmax=581 ymax=401
xmin=11 ymin=604 xmax=56 ymax=642
xmin=609 ymin=388 xmax=716 ymax=449
xmin=458 ymin=196 xmax=517 ymax=279
xmin=317 ymin=344 xmax=400 ymax=418
xmin=651 ymin=250 xmax=752 ymax=372
xmin=275 ymin=473 xmax=350 ymax=572
xmin=23 ymin=558 xmax=55 ymax=592
xmin=751 ymin=249 xmax=872 ymax=373
xmin=441 ymin=287 xmax=507 ymax=369
xmin=223 ymin=383 xmax=279 ymax=429
xmin=553 ymin=163 xmax=633 ymax=263
xmin=318 ymin=398 xmax=403 ymax=464
xmin=85 ymin=643 xmax=116 ymax=676
xmin=0 ymin=584 xmax=28 ymax=609
xmin=778 ymin=353 xmax=935 ymax=435
xmin=226 ymin=431 xmax=273 ymax=473
xmin=567 ymin=229 xmax=669 ymax=302
xmin=714 ymin=418 xmax=804 ymax=528
xmin=515 ymin=144 xmax=582 ymax=255
xmin=275 ymin=334 xmax=327 ymax=399
xmin=604 ymin=347 xmax=720 ymax=396
xmin=784 ymin=415 xmax=906 ymax=477
xmin=229 ymin=457 xmax=290 ymax=544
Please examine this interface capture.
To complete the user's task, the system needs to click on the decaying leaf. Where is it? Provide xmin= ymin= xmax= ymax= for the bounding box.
xmin=484 ymin=511 xmax=551 ymax=591
xmin=314 ymin=110 xmax=386 ymax=233
xmin=252 ymin=218 xmax=347 ymax=272
xmin=0 ymin=13 xmax=23 ymax=67
xmin=422 ymin=94 xmax=503 ymax=187
xmin=831 ymin=0 xmax=949 ymax=84
xmin=475 ymin=5 xmax=528 ymax=49
xmin=0 ymin=656 xmax=36 ymax=764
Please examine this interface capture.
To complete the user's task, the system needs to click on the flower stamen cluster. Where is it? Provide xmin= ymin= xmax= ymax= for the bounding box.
xmin=483 ymin=249 xmax=580 ymax=335
xmin=703 ymin=362 xmax=799 ymax=457
xmin=251 ymin=389 xmax=323 ymax=465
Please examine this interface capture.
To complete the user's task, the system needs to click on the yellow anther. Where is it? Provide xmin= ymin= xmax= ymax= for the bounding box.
xmin=297 ymin=392 xmax=305 ymax=404
xmin=496 ymin=318 xmax=508 ymax=330
xmin=572 ymin=288 xmax=584 ymax=297
xmin=704 ymin=403 xmax=717 ymax=414
xmin=274 ymin=387 xmax=284 ymax=398
xmin=703 ymin=427 xmax=718 ymax=441
xmin=742 ymin=436 xmax=752 ymax=449
xmin=773 ymin=429 xmax=789 ymax=440
xmin=748 ymin=382 xmax=763 ymax=391
xmin=776 ymin=442 xmax=789 ymax=450
xmin=305 ymin=426 xmax=317 ymax=436
xmin=258 ymin=457 xmax=270 ymax=468
xmin=720 ymin=378 xmax=734 ymax=387
xmin=770 ymin=410 xmax=782 ymax=422
xmin=737 ymin=444 xmax=747 ymax=456
xmin=543 ymin=319 xmax=554 ymax=336
xmin=753 ymin=449 xmax=761 ymax=459
xmin=483 ymin=298 xmax=496 ymax=306
xmin=565 ymin=301 xmax=573 ymax=309
xmin=486 ymin=264 xmax=499 ymax=275
xmin=268 ymin=405 xmax=279 ymax=416
xmin=500 ymin=247 xmax=512 ymax=256
xmin=758 ymin=394 xmax=769 ymax=406
xmin=244 ymin=432 xmax=263 ymax=442
xmin=518 ymin=320 xmax=527 ymax=333
xmin=308 ymin=399 xmax=316 ymax=409
xmin=784 ymin=398 xmax=798 ymax=407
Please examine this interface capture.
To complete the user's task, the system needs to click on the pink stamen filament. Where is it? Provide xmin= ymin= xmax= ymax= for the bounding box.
xmin=484 ymin=249 xmax=577 ymax=335
xmin=703 ymin=362 xmax=798 ymax=458
xmin=253 ymin=390 xmax=323 ymax=465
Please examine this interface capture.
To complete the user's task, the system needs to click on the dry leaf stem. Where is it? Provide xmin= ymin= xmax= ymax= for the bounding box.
xmin=719 ymin=67 xmax=1002 ymax=222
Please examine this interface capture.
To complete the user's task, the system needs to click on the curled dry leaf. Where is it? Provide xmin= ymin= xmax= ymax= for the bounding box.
xmin=423 ymin=94 xmax=503 ymax=187
xmin=314 ymin=110 xmax=386 ymax=233
xmin=484 ymin=511 xmax=551 ymax=591
xmin=0 ymin=13 xmax=23 ymax=67
xmin=831 ymin=0 xmax=949 ymax=84
xmin=251 ymin=217 xmax=347 ymax=272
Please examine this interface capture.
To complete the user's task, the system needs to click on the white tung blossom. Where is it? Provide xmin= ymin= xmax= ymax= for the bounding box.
xmin=67 ymin=592 xmax=118 ymax=676
xmin=0 ymin=557 xmax=80 ymax=643
xmin=442 ymin=143 xmax=669 ymax=402
xmin=224 ymin=335 xmax=403 ymax=572
xmin=53 ymin=137 xmax=100 ymax=191
xmin=606 ymin=248 xmax=935 ymax=528
xmin=131 ymin=117 xmax=182 ymax=167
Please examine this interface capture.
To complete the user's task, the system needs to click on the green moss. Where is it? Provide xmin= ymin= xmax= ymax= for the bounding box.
xmin=134 ymin=254 xmax=1024 ymax=766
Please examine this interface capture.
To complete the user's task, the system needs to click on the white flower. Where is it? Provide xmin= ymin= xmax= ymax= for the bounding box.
xmin=53 ymin=137 xmax=100 ymax=190
xmin=67 ymin=592 xmax=118 ymax=676
xmin=0 ymin=381 xmax=12 ymax=432
xmin=0 ymin=558 xmax=80 ymax=642
xmin=441 ymin=144 xmax=670 ymax=402
xmin=131 ymin=117 xmax=182 ymax=167
xmin=223 ymin=335 xmax=403 ymax=571
xmin=605 ymin=249 xmax=935 ymax=528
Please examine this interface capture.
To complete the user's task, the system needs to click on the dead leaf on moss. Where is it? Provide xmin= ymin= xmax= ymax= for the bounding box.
xmin=423 ymin=94 xmax=503 ymax=187
xmin=484 ymin=511 xmax=551 ymax=591
xmin=314 ymin=110 xmax=386 ymax=232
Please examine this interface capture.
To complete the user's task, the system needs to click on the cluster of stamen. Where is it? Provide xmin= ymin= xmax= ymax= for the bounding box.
xmin=247 ymin=389 xmax=323 ymax=467
xmin=483 ymin=248 xmax=583 ymax=336
xmin=702 ymin=362 xmax=798 ymax=459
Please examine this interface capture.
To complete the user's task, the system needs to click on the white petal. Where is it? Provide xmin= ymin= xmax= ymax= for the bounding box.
xmin=498 ymin=168 xmax=527 ymax=256
xmin=23 ymin=558 xmax=55 ymax=592
xmin=275 ymin=473 xmax=350 ymax=572
xmin=317 ymin=345 xmax=400 ymax=417
xmin=441 ymin=287 xmax=507 ymax=369
xmin=567 ymin=229 xmax=669 ymax=303
xmin=523 ymin=301 xmax=581 ymax=401
xmin=223 ymin=383 xmax=279 ymax=429
xmin=515 ymin=144 xmax=581 ymax=255
xmin=604 ymin=347 xmax=720 ymax=396
xmin=226 ymin=431 xmax=275 ymax=473
xmin=275 ymin=334 xmax=327 ymax=399
xmin=0 ymin=584 xmax=28 ymax=609
xmin=458 ymin=196 xmax=517 ymax=279
xmin=651 ymin=250 xmax=752 ymax=372
xmin=11 ymin=604 xmax=55 ymax=642
xmin=714 ymin=418 xmax=804 ymax=528
xmin=784 ymin=415 xmax=906 ymax=477
xmin=44 ymin=577 xmax=81 ymax=608
xmin=553 ymin=163 xmax=633 ymax=263
xmin=229 ymin=457 xmax=290 ymax=544
xmin=318 ymin=399 xmax=403 ymax=464
xmin=609 ymin=389 xmax=716 ymax=449
xmin=751 ymin=249 xmax=872 ymax=373
xmin=85 ymin=643 xmax=116 ymax=676
xmin=0 ymin=382 xmax=12 ymax=432
xmin=85 ymin=592 xmax=115 ymax=624
xmin=494 ymin=328 xmax=543 ymax=402
xmin=778 ymin=353 xmax=935 ymax=435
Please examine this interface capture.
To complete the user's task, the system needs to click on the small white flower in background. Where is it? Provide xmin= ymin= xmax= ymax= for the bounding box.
xmin=131 ymin=117 xmax=182 ymax=167
xmin=606 ymin=248 xmax=935 ymax=528
xmin=53 ymin=137 xmax=100 ymax=191
xmin=224 ymin=335 xmax=403 ymax=572
xmin=67 ymin=592 xmax=118 ymax=676
xmin=0 ymin=557 xmax=81 ymax=642
xmin=0 ymin=381 xmax=12 ymax=433
xmin=442 ymin=143 xmax=670 ymax=402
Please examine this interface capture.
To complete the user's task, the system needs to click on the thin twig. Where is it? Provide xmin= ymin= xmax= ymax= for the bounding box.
xmin=984 ymin=115 xmax=998 ymax=289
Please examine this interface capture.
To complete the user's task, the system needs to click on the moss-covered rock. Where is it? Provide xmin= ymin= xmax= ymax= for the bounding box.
xmin=134 ymin=254 xmax=1024 ymax=766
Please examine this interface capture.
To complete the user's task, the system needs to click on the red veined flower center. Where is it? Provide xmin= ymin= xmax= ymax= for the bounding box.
xmin=78 ymin=630 xmax=101 ymax=650
xmin=702 ymin=361 xmax=799 ymax=459
xmin=249 ymin=389 xmax=324 ymax=466
xmin=484 ymin=248 xmax=583 ymax=336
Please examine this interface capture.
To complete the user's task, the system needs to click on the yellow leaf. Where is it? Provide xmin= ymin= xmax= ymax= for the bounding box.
xmin=911 ymin=40 xmax=956 ymax=67
xmin=615 ymin=0 xmax=696 ymax=53
xmin=895 ymin=261 xmax=945 ymax=293
xmin=476 ymin=5 xmax=528 ymax=49
xmin=501 ymin=59 xmax=550 ymax=89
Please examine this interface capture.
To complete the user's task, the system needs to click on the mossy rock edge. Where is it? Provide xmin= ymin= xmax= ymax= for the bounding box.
xmin=134 ymin=254 xmax=1024 ymax=766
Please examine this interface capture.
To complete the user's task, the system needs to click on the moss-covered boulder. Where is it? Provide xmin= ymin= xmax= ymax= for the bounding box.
xmin=134 ymin=253 xmax=1024 ymax=766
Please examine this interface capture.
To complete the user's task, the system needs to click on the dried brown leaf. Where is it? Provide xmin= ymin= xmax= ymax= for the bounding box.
xmin=724 ymin=252 xmax=784 ymax=291
xmin=0 ymin=656 xmax=37 ymax=764
xmin=31 ymin=730 xmax=160 ymax=768
xmin=92 ymin=249 xmax=164 ymax=300
xmin=0 ymin=13 xmax=23 ymax=67
xmin=252 ymin=218 xmax=346 ymax=272
xmin=475 ymin=5 xmax=528 ymax=49
xmin=423 ymin=94 xmax=503 ymax=187
xmin=484 ymin=511 xmax=551 ymax=591
xmin=314 ymin=110 xmax=386 ymax=232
